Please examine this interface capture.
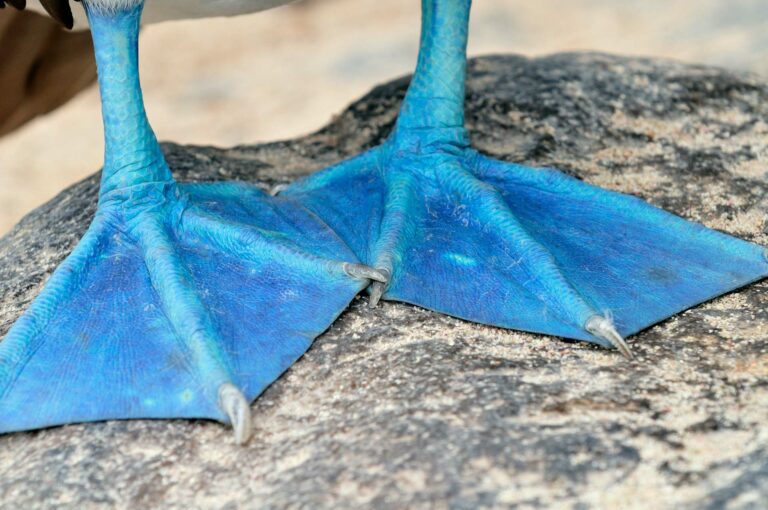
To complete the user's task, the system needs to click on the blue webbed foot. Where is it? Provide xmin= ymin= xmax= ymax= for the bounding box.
xmin=0 ymin=180 xmax=378 ymax=440
xmin=284 ymin=132 xmax=768 ymax=356
xmin=284 ymin=0 xmax=768 ymax=356
xmin=0 ymin=2 xmax=385 ymax=441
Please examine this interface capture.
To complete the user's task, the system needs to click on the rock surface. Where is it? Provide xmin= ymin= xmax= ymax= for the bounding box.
xmin=1 ymin=54 xmax=768 ymax=509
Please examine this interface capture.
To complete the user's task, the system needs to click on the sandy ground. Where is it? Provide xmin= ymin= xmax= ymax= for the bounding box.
xmin=0 ymin=0 xmax=767 ymax=234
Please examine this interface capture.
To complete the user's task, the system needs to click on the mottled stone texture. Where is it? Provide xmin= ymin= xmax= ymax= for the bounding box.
xmin=1 ymin=54 xmax=768 ymax=509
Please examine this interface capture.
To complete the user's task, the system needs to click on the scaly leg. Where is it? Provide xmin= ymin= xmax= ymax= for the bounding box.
xmin=0 ymin=1 xmax=383 ymax=442
xmin=284 ymin=0 xmax=768 ymax=356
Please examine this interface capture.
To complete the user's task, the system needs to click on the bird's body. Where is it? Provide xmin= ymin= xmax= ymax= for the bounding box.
xmin=1 ymin=0 xmax=767 ymax=443
xmin=26 ymin=0 xmax=296 ymax=29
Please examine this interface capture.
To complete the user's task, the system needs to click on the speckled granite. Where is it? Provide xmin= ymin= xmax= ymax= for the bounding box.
xmin=1 ymin=54 xmax=767 ymax=509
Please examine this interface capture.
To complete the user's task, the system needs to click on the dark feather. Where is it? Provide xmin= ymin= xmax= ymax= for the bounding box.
xmin=39 ymin=0 xmax=74 ymax=29
xmin=4 ymin=0 xmax=28 ymax=10
xmin=0 ymin=9 xmax=96 ymax=137
xmin=0 ymin=0 xmax=75 ymax=29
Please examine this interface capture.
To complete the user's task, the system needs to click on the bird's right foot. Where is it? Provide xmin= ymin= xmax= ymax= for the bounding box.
xmin=0 ymin=0 xmax=382 ymax=442
xmin=0 ymin=179 xmax=379 ymax=442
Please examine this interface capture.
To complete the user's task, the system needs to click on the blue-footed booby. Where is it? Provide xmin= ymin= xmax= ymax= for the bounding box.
xmin=0 ymin=0 xmax=766 ymax=443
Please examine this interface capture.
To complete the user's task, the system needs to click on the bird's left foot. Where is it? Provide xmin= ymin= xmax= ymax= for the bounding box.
xmin=284 ymin=128 xmax=768 ymax=354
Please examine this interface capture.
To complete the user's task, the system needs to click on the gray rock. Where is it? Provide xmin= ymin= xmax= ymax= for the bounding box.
xmin=1 ymin=53 xmax=768 ymax=509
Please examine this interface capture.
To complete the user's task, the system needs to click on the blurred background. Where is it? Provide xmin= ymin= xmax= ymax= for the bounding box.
xmin=0 ymin=0 xmax=767 ymax=234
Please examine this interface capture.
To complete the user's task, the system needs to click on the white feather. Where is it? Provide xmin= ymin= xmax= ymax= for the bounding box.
xmin=27 ymin=0 xmax=298 ymax=30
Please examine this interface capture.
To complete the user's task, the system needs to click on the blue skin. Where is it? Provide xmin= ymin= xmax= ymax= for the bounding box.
xmin=0 ymin=3 xmax=382 ymax=440
xmin=284 ymin=0 xmax=768 ymax=349
xmin=1 ymin=0 xmax=767 ymax=439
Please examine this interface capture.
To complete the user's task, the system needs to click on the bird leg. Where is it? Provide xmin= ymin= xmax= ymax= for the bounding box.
xmin=0 ymin=1 xmax=380 ymax=440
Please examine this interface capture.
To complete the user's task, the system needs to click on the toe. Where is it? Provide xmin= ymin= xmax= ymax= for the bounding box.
xmin=342 ymin=263 xmax=389 ymax=283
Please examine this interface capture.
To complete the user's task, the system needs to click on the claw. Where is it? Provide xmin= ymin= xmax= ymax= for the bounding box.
xmin=585 ymin=315 xmax=634 ymax=359
xmin=368 ymin=281 xmax=386 ymax=308
xmin=342 ymin=263 xmax=389 ymax=283
xmin=366 ymin=268 xmax=390 ymax=308
xmin=270 ymin=183 xmax=288 ymax=196
xmin=218 ymin=383 xmax=253 ymax=445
